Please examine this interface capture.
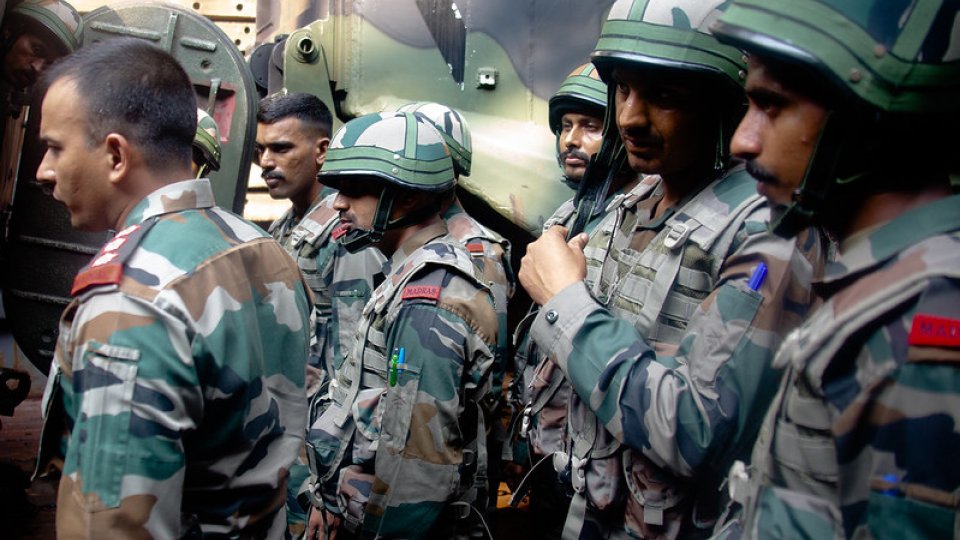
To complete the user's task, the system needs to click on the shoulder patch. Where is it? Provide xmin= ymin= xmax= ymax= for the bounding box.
xmin=402 ymin=285 xmax=442 ymax=301
xmin=908 ymin=313 xmax=960 ymax=348
xmin=71 ymin=220 xmax=156 ymax=296
xmin=466 ymin=241 xmax=485 ymax=254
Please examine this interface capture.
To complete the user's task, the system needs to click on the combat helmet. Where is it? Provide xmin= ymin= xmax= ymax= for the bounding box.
xmin=712 ymin=0 xmax=960 ymax=236
xmin=548 ymin=63 xmax=607 ymax=135
xmin=319 ymin=111 xmax=455 ymax=252
xmin=193 ymin=108 xmax=221 ymax=177
xmin=397 ymin=102 xmax=472 ymax=177
xmin=9 ymin=0 xmax=84 ymax=54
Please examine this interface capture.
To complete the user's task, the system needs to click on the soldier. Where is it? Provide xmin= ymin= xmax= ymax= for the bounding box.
xmin=191 ymin=107 xmax=220 ymax=177
xmin=33 ymin=38 xmax=312 ymax=538
xmin=0 ymin=0 xmax=82 ymax=221
xmin=305 ymin=112 xmax=499 ymax=539
xmin=507 ymin=62 xmax=634 ymax=539
xmin=708 ymin=1 xmax=960 ymax=537
xmin=518 ymin=0 xmax=826 ymax=537
xmin=398 ymin=101 xmax=514 ymax=514
xmin=256 ymin=92 xmax=385 ymax=537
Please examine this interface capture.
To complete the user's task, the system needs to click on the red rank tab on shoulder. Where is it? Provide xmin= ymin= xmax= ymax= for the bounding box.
xmin=908 ymin=313 xmax=960 ymax=348
xmin=402 ymin=285 xmax=442 ymax=301
xmin=71 ymin=263 xmax=123 ymax=296
xmin=466 ymin=242 xmax=484 ymax=254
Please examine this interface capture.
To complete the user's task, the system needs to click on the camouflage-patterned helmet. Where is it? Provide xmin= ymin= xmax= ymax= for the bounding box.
xmin=591 ymin=0 xmax=746 ymax=93
xmin=712 ymin=0 xmax=960 ymax=114
xmin=321 ymin=111 xmax=455 ymax=192
xmin=11 ymin=0 xmax=84 ymax=53
xmin=193 ymin=108 xmax=222 ymax=177
xmin=548 ymin=63 xmax=607 ymax=134
xmin=321 ymin=112 xmax=456 ymax=252
xmin=397 ymin=102 xmax=472 ymax=177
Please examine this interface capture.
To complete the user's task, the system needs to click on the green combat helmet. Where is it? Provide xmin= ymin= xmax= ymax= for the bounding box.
xmin=712 ymin=0 xmax=960 ymax=237
xmin=10 ymin=0 xmax=84 ymax=54
xmin=397 ymin=101 xmax=472 ymax=178
xmin=548 ymin=63 xmax=607 ymax=181
xmin=570 ymin=0 xmax=747 ymax=235
xmin=193 ymin=107 xmax=222 ymax=177
xmin=319 ymin=111 xmax=455 ymax=253
xmin=548 ymin=63 xmax=606 ymax=135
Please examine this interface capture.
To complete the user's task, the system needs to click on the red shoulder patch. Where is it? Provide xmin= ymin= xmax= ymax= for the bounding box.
xmin=908 ymin=314 xmax=960 ymax=348
xmin=402 ymin=285 xmax=442 ymax=301
xmin=466 ymin=241 xmax=484 ymax=254
xmin=71 ymin=263 xmax=123 ymax=296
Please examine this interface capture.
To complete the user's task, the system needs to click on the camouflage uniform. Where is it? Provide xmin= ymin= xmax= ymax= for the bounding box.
xmin=533 ymin=165 xmax=825 ymax=539
xmin=270 ymin=192 xmax=385 ymax=538
xmin=269 ymin=192 xmax=385 ymax=393
xmin=307 ymin=112 xmax=500 ymax=538
xmin=36 ymin=179 xmax=312 ymax=538
xmin=707 ymin=1 xmax=960 ymax=538
xmin=309 ymin=221 xmax=499 ymax=538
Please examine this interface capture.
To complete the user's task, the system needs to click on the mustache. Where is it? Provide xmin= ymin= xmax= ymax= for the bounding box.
xmin=261 ymin=170 xmax=284 ymax=181
xmin=744 ymin=160 xmax=780 ymax=185
xmin=559 ymin=149 xmax=591 ymax=163
xmin=619 ymin=127 xmax=663 ymax=147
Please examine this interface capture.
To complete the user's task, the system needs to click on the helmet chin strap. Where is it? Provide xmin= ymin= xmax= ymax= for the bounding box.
xmin=770 ymin=110 xmax=850 ymax=238
xmin=338 ymin=187 xmax=443 ymax=254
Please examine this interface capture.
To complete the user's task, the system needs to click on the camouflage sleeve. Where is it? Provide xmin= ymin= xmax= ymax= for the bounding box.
xmin=362 ymin=274 xmax=497 ymax=538
xmin=55 ymin=291 xmax=203 ymax=538
xmin=530 ymin=221 xmax=821 ymax=476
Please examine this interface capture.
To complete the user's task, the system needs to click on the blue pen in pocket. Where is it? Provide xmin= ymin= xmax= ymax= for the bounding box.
xmin=748 ymin=262 xmax=768 ymax=292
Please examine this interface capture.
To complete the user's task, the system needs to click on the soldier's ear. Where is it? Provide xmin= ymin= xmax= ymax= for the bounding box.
xmin=315 ymin=136 xmax=330 ymax=168
xmin=104 ymin=132 xmax=133 ymax=185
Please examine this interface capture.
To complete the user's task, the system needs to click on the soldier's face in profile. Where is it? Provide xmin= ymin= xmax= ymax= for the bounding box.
xmin=333 ymin=177 xmax=384 ymax=234
xmin=612 ymin=67 xmax=716 ymax=179
xmin=2 ymin=31 xmax=59 ymax=90
xmin=255 ymin=117 xmax=328 ymax=208
xmin=558 ymin=111 xmax=603 ymax=183
xmin=732 ymin=55 xmax=829 ymax=207
xmin=37 ymin=79 xmax=114 ymax=231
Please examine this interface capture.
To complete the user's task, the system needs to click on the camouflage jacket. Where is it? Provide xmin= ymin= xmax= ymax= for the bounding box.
xmin=443 ymin=199 xmax=514 ymax=409
xmin=727 ymin=194 xmax=960 ymax=540
xmin=36 ymin=179 xmax=312 ymax=539
xmin=270 ymin=193 xmax=385 ymax=393
xmin=307 ymin=221 xmax=499 ymax=539
xmin=530 ymin=167 xmax=825 ymax=538
xmin=512 ymin=183 xmax=638 ymax=462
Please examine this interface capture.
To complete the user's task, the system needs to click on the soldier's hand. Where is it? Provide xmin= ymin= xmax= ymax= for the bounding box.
xmin=306 ymin=506 xmax=340 ymax=540
xmin=519 ymin=225 xmax=588 ymax=306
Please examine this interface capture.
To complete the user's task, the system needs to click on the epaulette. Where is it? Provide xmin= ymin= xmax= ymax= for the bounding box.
xmin=71 ymin=219 xmax=157 ymax=296
xmin=466 ymin=241 xmax=485 ymax=258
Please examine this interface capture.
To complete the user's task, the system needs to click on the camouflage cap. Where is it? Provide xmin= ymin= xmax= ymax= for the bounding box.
xmin=712 ymin=0 xmax=960 ymax=114
xmin=591 ymin=0 xmax=746 ymax=92
xmin=320 ymin=112 xmax=456 ymax=193
xmin=397 ymin=102 xmax=472 ymax=177
xmin=11 ymin=0 xmax=83 ymax=53
xmin=193 ymin=108 xmax=221 ymax=174
xmin=548 ymin=63 xmax=607 ymax=134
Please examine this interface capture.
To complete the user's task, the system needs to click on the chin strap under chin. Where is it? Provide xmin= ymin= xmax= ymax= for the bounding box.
xmin=338 ymin=188 xmax=443 ymax=254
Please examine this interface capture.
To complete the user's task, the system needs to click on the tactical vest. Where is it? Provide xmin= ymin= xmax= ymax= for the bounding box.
xmin=732 ymin=230 xmax=960 ymax=539
xmin=566 ymin=170 xmax=765 ymax=533
xmin=308 ymin=237 xmax=495 ymax=533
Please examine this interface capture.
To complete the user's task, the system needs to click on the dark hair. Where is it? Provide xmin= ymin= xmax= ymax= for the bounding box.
xmin=40 ymin=38 xmax=196 ymax=171
xmin=257 ymin=92 xmax=333 ymax=137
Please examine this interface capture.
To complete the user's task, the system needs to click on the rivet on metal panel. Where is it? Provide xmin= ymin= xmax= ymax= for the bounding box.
xmin=476 ymin=67 xmax=497 ymax=89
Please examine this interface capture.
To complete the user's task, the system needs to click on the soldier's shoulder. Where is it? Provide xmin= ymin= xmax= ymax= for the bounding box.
xmin=400 ymin=264 xmax=498 ymax=344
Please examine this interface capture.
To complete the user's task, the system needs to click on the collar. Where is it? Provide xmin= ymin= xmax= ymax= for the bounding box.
xmin=122 ymin=179 xmax=216 ymax=228
xmin=818 ymin=194 xmax=960 ymax=292
xmin=383 ymin=220 xmax=449 ymax=276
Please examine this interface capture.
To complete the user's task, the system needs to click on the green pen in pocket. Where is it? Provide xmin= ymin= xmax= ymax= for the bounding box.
xmin=389 ymin=348 xmax=399 ymax=386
